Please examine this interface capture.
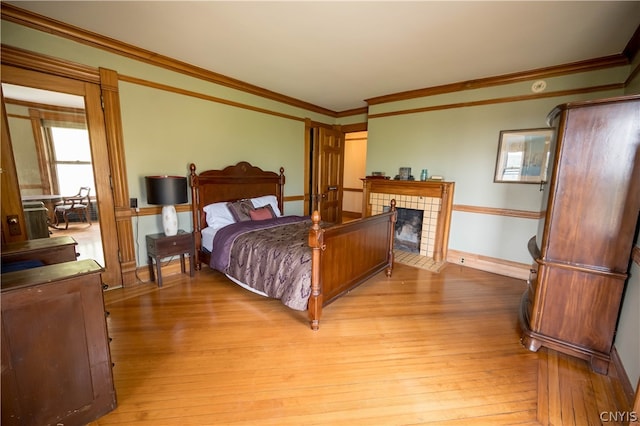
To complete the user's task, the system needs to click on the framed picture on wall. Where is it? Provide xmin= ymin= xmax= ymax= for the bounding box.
xmin=494 ymin=128 xmax=553 ymax=183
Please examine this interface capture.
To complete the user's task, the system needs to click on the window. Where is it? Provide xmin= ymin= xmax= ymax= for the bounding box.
xmin=50 ymin=127 xmax=96 ymax=196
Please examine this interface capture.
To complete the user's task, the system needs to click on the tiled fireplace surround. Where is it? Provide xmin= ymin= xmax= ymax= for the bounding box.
xmin=362 ymin=179 xmax=455 ymax=266
xmin=369 ymin=193 xmax=441 ymax=258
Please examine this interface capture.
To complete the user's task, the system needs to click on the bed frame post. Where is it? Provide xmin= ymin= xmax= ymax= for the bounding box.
xmin=278 ymin=167 xmax=285 ymax=214
xmin=189 ymin=163 xmax=202 ymax=270
xmin=308 ymin=210 xmax=325 ymax=330
xmin=386 ymin=199 xmax=397 ymax=277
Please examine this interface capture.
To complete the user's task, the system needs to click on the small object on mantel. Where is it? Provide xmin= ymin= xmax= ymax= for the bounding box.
xmin=396 ymin=167 xmax=413 ymax=181
xmin=366 ymin=175 xmax=390 ymax=179
xmin=429 ymin=175 xmax=444 ymax=181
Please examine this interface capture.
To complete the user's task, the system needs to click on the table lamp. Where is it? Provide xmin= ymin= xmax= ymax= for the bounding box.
xmin=145 ymin=175 xmax=188 ymax=236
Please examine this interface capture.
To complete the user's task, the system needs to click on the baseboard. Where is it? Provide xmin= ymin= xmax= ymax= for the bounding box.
xmin=446 ymin=249 xmax=529 ymax=280
xmin=120 ymin=260 xmax=138 ymax=286
xmin=610 ymin=345 xmax=636 ymax=408
xmin=132 ymin=258 xmax=193 ymax=284
xmin=342 ymin=210 xmax=362 ymax=221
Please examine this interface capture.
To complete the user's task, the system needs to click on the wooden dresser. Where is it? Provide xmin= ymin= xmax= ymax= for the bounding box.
xmin=1 ymin=236 xmax=78 ymax=268
xmin=1 ymin=259 xmax=117 ymax=425
xmin=519 ymin=95 xmax=640 ymax=374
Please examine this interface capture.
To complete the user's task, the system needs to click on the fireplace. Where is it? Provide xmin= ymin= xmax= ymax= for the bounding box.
xmin=395 ymin=208 xmax=423 ymax=253
xmin=362 ymin=178 xmax=454 ymax=263
xmin=373 ymin=192 xmax=442 ymax=258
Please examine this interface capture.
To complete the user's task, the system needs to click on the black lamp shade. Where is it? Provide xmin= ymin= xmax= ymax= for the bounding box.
xmin=145 ymin=176 xmax=188 ymax=205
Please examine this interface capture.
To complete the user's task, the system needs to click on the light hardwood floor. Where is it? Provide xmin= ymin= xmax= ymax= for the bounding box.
xmin=49 ymin=219 xmax=104 ymax=265
xmin=93 ymin=262 xmax=632 ymax=425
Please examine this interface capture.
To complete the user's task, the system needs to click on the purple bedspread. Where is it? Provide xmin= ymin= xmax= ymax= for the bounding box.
xmin=210 ymin=216 xmax=314 ymax=310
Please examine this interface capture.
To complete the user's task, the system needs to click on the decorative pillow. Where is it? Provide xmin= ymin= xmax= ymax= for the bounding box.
xmin=250 ymin=195 xmax=282 ymax=217
xmin=203 ymin=202 xmax=235 ymax=229
xmin=249 ymin=205 xmax=276 ymax=221
xmin=227 ymin=199 xmax=255 ymax=222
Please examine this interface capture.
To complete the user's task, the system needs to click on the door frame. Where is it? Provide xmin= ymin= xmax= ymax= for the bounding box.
xmin=304 ymin=119 xmax=367 ymax=219
xmin=1 ymin=47 xmax=136 ymax=287
xmin=305 ymin=119 xmax=336 ymax=216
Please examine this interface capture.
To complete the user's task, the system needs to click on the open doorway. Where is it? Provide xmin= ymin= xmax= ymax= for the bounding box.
xmin=342 ymin=131 xmax=367 ymax=221
xmin=304 ymin=122 xmax=367 ymax=224
xmin=2 ymin=83 xmax=104 ymax=265
xmin=306 ymin=122 xmax=344 ymax=223
xmin=1 ymin=63 xmax=122 ymax=287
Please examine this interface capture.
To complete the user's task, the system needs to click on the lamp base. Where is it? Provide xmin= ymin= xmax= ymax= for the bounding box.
xmin=162 ymin=205 xmax=178 ymax=236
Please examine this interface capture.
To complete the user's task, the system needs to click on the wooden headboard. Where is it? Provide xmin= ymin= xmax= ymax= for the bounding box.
xmin=189 ymin=161 xmax=285 ymax=266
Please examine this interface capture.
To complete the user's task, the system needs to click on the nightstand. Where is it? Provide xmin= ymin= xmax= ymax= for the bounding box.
xmin=146 ymin=230 xmax=194 ymax=287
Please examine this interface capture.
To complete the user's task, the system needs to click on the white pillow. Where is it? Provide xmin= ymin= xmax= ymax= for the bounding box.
xmin=250 ymin=195 xmax=282 ymax=217
xmin=202 ymin=202 xmax=235 ymax=229
xmin=201 ymin=226 xmax=218 ymax=252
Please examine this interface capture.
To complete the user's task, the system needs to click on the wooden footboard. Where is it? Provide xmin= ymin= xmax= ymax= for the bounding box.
xmin=308 ymin=200 xmax=396 ymax=330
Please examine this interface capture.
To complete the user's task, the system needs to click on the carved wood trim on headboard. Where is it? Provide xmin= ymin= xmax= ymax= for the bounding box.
xmin=188 ymin=162 xmax=285 ymax=268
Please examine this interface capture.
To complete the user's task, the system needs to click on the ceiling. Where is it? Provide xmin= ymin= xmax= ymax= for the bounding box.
xmin=2 ymin=83 xmax=85 ymax=109
xmin=5 ymin=1 xmax=640 ymax=112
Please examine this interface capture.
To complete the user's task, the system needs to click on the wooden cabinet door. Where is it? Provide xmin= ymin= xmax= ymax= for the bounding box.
xmin=1 ymin=86 xmax=27 ymax=244
xmin=1 ymin=267 xmax=116 ymax=425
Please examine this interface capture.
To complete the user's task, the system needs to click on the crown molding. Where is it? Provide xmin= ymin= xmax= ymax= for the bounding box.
xmin=3 ymin=3 xmax=636 ymax=116
xmin=336 ymin=106 xmax=368 ymax=118
xmin=367 ymin=83 xmax=625 ymax=119
xmin=0 ymin=3 xmax=338 ymax=117
xmin=1 ymin=44 xmax=100 ymax=84
xmin=366 ymin=55 xmax=629 ymax=106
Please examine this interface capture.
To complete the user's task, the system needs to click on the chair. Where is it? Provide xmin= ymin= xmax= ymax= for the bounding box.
xmin=54 ymin=187 xmax=92 ymax=229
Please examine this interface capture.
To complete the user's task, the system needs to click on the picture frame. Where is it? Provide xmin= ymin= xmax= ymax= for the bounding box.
xmin=494 ymin=128 xmax=553 ymax=183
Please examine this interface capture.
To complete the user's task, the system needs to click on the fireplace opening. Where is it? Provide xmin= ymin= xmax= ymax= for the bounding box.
xmin=394 ymin=207 xmax=423 ymax=253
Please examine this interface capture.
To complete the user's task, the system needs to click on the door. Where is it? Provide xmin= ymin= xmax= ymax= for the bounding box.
xmin=1 ymin=65 xmax=122 ymax=287
xmin=1 ymin=86 xmax=26 ymax=244
xmin=309 ymin=124 xmax=344 ymax=223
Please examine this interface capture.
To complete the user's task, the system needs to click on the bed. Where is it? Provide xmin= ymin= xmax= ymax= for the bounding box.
xmin=189 ymin=161 xmax=397 ymax=330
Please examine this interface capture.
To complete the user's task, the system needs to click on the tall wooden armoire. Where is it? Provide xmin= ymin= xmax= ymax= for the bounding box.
xmin=519 ymin=94 xmax=640 ymax=374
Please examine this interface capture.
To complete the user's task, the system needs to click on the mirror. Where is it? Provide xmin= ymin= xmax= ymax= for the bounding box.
xmin=2 ymin=83 xmax=104 ymax=265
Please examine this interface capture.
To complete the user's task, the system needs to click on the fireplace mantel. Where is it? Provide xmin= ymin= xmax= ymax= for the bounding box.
xmin=362 ymin=178 xmax=455 ymax=262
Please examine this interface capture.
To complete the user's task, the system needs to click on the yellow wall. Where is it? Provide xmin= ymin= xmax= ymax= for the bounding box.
xmin=342 ymin=131 xmax=367 ymax=213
